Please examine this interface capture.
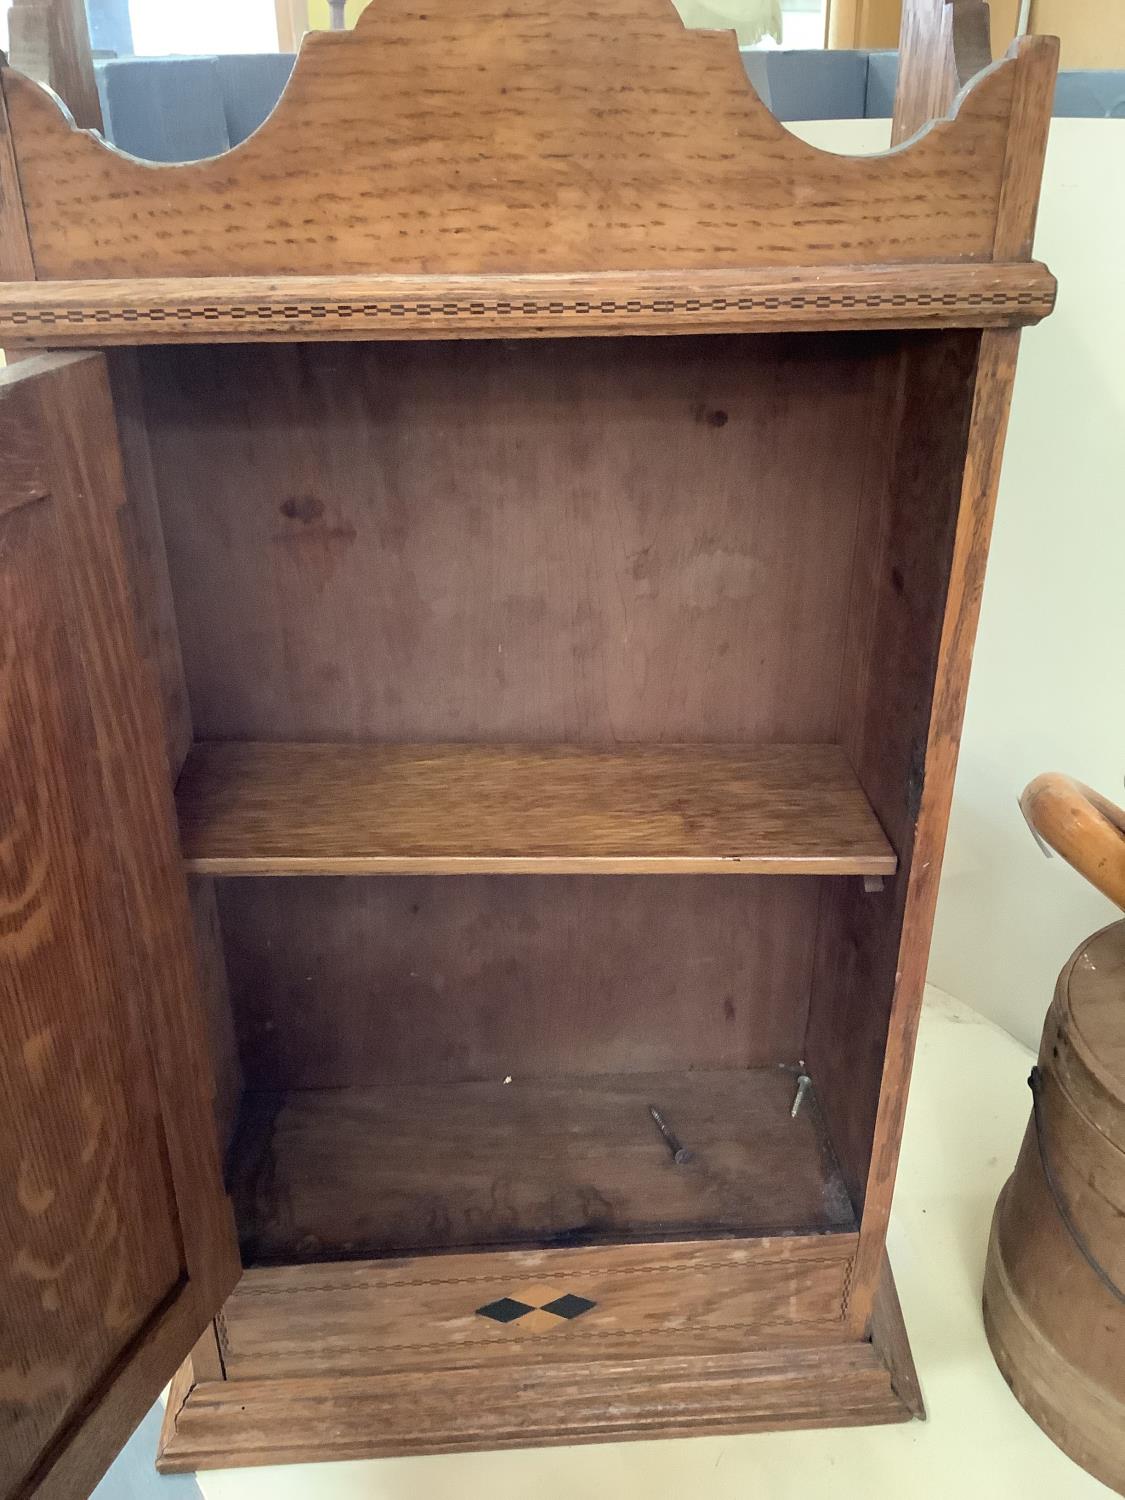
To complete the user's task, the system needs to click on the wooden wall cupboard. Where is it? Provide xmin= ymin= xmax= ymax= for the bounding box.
xmin=0 ymin=1 xmax=1056 ymax=1492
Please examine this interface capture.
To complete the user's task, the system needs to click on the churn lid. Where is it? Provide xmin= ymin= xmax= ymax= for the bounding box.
xmin=1022 ymin=772 xmax=1125 ymax=1149
xmin=1052 ymin=919 xmax=1125 ymax=1148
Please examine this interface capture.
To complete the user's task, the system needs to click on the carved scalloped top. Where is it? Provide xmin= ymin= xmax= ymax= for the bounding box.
xmin=0 ymin=0 xmax=1055 ymax=281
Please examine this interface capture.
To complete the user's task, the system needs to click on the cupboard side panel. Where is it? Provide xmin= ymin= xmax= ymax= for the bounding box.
xmin=105 ymin=348 xmax=193 ymax=778
xmin=106 ymin=355 xmax=244 ymax=1160
xmin=188 ymin=878 xmax=243 ymax=1160
xmin=804 ymin=330 xmax=983 ymax=1318
xmin=847 ymin=329 xmax=1022 ymax=1327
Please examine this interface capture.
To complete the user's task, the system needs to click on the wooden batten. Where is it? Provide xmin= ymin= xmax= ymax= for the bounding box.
xmin=0 ymin=263 xmax=1056 ymax=345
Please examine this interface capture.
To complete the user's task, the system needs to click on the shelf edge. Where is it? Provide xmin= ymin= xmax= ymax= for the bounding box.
xmin=182 ymin=854 xmax=900 ymax=877
xmin=0 ymin=263 xmax=1056 ymax=346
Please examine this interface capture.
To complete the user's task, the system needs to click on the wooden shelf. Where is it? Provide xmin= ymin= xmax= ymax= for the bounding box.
xmin=0 ymin=264 xmax=1056 ymax=347
xmin=175 ymin=741 xmax=897 ymax=877
xmin=229 ymin=1068 xmax=858 ymax=1264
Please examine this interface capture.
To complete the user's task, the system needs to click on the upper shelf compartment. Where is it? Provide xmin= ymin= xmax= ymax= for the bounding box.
xmin=0 ymin=0 xmax=1057 ymax=345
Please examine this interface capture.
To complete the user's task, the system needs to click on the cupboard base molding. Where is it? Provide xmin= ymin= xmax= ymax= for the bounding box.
xmin=157 ymin=1293 xmax=919 ymax=1472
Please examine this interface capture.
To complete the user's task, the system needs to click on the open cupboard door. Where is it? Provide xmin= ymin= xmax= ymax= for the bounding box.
xmin=0 ymin=353 xmax=239 ymax=1500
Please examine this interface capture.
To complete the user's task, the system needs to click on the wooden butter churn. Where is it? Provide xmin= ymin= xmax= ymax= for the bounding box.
xmin=985 ymin=773 xmax=1125 ymax=1493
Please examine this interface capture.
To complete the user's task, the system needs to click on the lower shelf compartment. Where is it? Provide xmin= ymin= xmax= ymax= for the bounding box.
xmin=228 ymin=1067 xmax=857 ymax=1265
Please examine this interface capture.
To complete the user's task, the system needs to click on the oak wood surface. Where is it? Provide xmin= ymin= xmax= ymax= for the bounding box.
xmin=187 ymin=878 xmax=243 ymax=1159
xmin=2 ymin=0 xmax=1041 ymax=281
xmin=892 ymin=0 xmax=993 ymax=147
xmin=804 ymin=328 xmax=980 ymax=1237
xmin=218 ymin=874 xmax=822 ymax=1090
xmin=105 ymin=349 xmax=192 ymax=776
xmin=0 ymin=0 xmax=1059 ymax=1473
xmin=849 ymin=329 xmax=1026 ymax=1326
xmin=993 ymin=35 xmax=1058 ymax=260
xmin=140 ymin=334 xmax=896 ymax=747
xmin=818 ymin=23 xmax=1054 ymax=1331
xmin=0 ymin=354 xmax=238 ymax=1500
xmin=228 ymin=1069 xmax=856 ymax=1264
xmin=0 ymin=365 xmax=182 ymax=1499
xmin=157 ymin=1323 xmax=915 ymax=1471
xmin=219 ymin=1236 xmax=858 ymax=1380
xmin=0 ymin=69 xmax=35 ymax=281
xmin=177 ymin=741 xmax=896 ymax=877
xmin=0 ymin=263 xmax=1058 ymax=347
xmin=869 ymin=1256 xmax=924 ymax=1418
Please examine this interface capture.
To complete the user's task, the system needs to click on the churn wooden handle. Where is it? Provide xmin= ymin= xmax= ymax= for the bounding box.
xmin=1020 ymin=773 xmax=1125 ymax=910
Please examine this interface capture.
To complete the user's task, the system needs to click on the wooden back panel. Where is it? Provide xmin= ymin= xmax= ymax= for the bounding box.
xmin=137 ymin=329 xmax=952 ymax=1091
xmin=1 ymin=0 xmax=1052 ymax=280
xmin=140 ymin=333 xmax=896 ymax=745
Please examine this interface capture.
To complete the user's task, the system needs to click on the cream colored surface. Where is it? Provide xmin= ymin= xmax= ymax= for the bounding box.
xmin=928 ymin=119 xmax=1125 ymax=1048
xmin=1032 ymin=0 xmax=1125 ymax=69
xmin=795 ymin=117 xmax=1125 ymax=1052
xmin=191 ymin=989 xmax=1106 ymax=1498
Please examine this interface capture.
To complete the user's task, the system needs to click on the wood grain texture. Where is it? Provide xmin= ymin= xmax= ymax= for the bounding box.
xmin=0 ymin=368 xmax=183 ymax=1499
xmin=104 ymin=349 xmax=192 ymax=777
xmin=228 ymin=1070 xmax=856 ymax=1263
xmin=0 ymin=365 xmax=49 ymax=513
xmin=0 ymin=263 xmax=1058 ymax=347
xmin=0 ymin=70 xmax=35 ymax=280
xmin=1044 ymin=919 xmax=1125 ymax=1144
xmin=0 ymin=360 xmax=238 ymax=1500
xmin=869 ymin=1256 xmax=924 ymax=1417
xmin=823 ymin=329 xmax=1023 ymax=1335
xmin=177 ymin=741 xmax=896 ymax=876
xmin=220 ymin=1237 xmax=857 ymax=1380
xmin=983 ymin=920 xmax=1125 ymax=1493
xmin=27 ymin=352 xmax=239 ymax=1309
xmin=1020 ymin=776 xmax=1125 ymax=912
xmin=984 ymin=1223 xmax=1125 ymax=1495
xmin=186 ymin=878 xmax=243 ymax=1159
xmin=2 ymin=0 xmax=1040 ymax=281
xmin=892 ymin=0 xmax=993 ymax=147
xmin=141 ymin=334 xmax=895 ymax=747
xmin=157 ymin=1323 xmax=915 ymax=1471
xmin=0 ymin=354 xmax=239 ymax=1499
xmin=993 ymin=35 xmax=1058 ymax=260
xmin=218 ymin=874 xmax=821 ymax=1090
xmin=805 ymin=330 xmax=979 ymax=1244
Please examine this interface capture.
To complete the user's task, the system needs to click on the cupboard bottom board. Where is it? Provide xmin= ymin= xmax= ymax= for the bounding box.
xmin=158 ymin=1255 xmax=920 ymax=1471
xmin=228 ymin=1068 xmax=857 ymax=1264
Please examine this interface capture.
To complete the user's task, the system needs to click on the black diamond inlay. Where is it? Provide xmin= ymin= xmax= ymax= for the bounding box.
xmin=476 ymin=1297 xmax=534 ymax=1324
xmin=540 ymin=1294 xmax=596 ymax=1321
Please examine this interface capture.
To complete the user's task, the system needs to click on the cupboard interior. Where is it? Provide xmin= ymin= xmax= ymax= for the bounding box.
xmin=125 ymin=328 xmax=979 ymax=1268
